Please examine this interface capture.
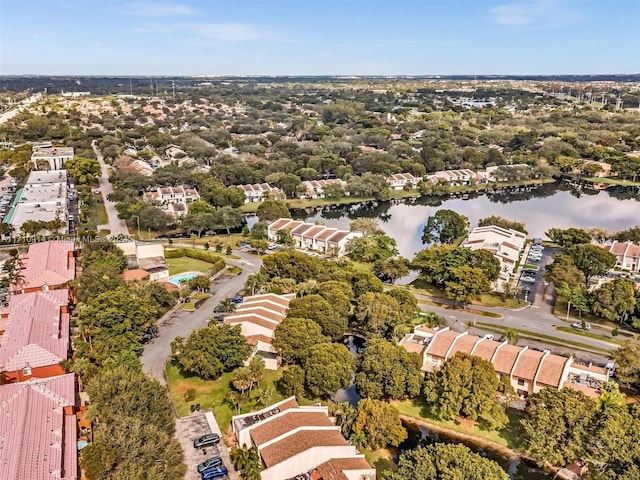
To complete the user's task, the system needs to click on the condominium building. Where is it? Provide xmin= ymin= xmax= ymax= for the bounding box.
xmin=399 ymin=325 xmax=609 ymax=399
xmin=233 ymin=397 xmax=375 ymax=480
xmin=267 ymin=218 xmax=362 ymax=257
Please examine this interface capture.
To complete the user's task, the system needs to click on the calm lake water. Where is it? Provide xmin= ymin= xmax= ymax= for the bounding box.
xmin=293 ymin=183 xmax=640 ymax=259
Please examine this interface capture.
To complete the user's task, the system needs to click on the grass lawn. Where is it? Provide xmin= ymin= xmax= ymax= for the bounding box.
xmin=166 ymin=362 xmax=289 ymax=431
xmin=180 ymin=302 xmax=196 ymax=311
xmin=410 ymin=280 xmax=526 ymax=310
xmin=166 ymin=256 xmax=216 ymax=275
xmin=227 ymin=266 xmax=242 ymax=276
xmin=94 ymin=195 xmax=109 ymax=225
xmin=394 ymin=398 xmax=526 ymax=450
xmin=363 ymin=448 xmax=397 ymax=475
xmin=582 ymin=176 xmax=640 ymax=187
xmin=556 ymin=326 xmax=626 ymax=346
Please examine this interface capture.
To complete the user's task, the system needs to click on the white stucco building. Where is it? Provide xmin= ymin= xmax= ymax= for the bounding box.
xmin=233 ymin=397 xmax=375 ymax=480
xmin=267 ymin=218 xmax=362 ymax=257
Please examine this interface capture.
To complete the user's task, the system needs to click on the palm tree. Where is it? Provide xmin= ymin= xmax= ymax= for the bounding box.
xmin=245 ymin=273 xmax=267 ymax=296
xmin=332 ymin=401 xmax=357 ymax=437
xmin=225 ymin=390 xmax=244 ymax=415
xmin=248 ymin=356 xmax=265 ymax=391
xmin=231 ymin=446 xmax=251 ymax=471
xmin=221 ymin=297 xmax=236 ymax=313
xmin=232 ymin=367 xmax=253 ymax=394
xmin=503 ymin=328 xmax=519 ymax=345
xmin=258 ymin=386 xmax=275 ymax=407
xmin=597 ymin=381 xmax=625 ymax=412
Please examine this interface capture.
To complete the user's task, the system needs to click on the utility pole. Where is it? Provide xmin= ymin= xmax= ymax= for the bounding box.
xmin=172 ymin=80 xmax=176 ymax=100
xmin=129 ymin=78 xmax=133 ymax=96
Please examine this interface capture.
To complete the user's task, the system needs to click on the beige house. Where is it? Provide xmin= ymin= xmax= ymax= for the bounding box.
xmin=301 ymin=179 xmax=348 ymax=199
xmin=387 ymin=172 xmax=420 ymax=190
xmin=426 ymin=169 xmax=487 ymax=186
xmin=267 ymin=218 xmax=362 ymax=257
xmin=142 ymin=186 xmax=200 ymax=205
xmin=463 ymin=225 xmax=526 ymax=290
xmin=239 ymin=183 xmax=283 ymax=203
xmin=601 ymin=241 xmax=640 ymax=272
xmin=224 ymin=293 xmax=295 ymax=370
xmin=399 ymin=325 xmax=609 ymax=400
xmin=233 ymin=397 xmax=375 ymax=480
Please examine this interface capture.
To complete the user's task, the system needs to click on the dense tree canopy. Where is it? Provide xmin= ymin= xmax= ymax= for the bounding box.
xmin=171 ymin=323 xmax=251 ymax=379
xmin=352 ymin=399 xmax=407 ymax=449
xmin=478 ymin=215 xmax=527 ymax=234
xmin=303 ymin=343 xmax=354 ymax=397
xmin=423 ymin=352 xmax=508 ymax=428
xmin=273 ymin=317 xmax=329 ymax=364
xmin=566 ymin=243 xmax=617 ymax=284
xmin=355 ymin=338 xmax=422 ymax=400
xmin=546 ymin=227 xmax=592 ymax=247
xmin=422 ymin=209 xmax=469 ymax=244
xmin=385 ymin=444 xmax=509 ymax=480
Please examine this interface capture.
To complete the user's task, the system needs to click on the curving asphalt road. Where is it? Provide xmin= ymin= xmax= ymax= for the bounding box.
xmin=141 ymin=249 xmax=262 ymax=384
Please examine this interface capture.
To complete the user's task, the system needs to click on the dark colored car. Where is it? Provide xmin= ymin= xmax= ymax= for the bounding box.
xmin=193 ymin=433 xmax=220 ymax=449
xmin=201 ymin=466 xmax=228 ymax=479
xmin=231 ymin=296 xmax=243 ymax=304
xmin=197 ymin=456 xmax=222 ymax=473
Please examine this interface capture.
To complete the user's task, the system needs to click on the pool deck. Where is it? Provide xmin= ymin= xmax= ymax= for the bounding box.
xmin=165 ymin=271 xmax=206 ymax=286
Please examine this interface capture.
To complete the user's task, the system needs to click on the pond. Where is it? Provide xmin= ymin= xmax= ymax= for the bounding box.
xmin=293 ymin=182 xmax=640 ymax=259
xmin=332 ymin=335 xmax=365 ymax=405
xmin=404 ymin=420 xmax=554 ymax=480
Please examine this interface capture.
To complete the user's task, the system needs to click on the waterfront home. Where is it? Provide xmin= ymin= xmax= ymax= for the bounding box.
xmin=267 ymin=218 xmax=362 ymax=257
xmin=233 ymin=396 xmax=375 ymax=480
xmin=399 ymin=325 xmax=609 ymax=400
xmin=426 ymin=169 xmax=487 ymax=186
xmin=239 ymin=183 xmax=283 ymax=203
xmin=142 ymin=185 xmax=200 ymax=205
xmin=463 ymin=225 xmax=526 ymax=290
xmin=601 ymin=241 xmax=640 ymax=272
xmin=301 ymin=179 xmax=349 ymax=199
xmin=387 ymin=172 xmax=420 ymax=190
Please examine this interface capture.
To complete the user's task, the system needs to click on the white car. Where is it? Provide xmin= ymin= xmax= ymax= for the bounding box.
xmin=571 ymin=322 xmax=591 ymax=331
xmin=521 ymin=276 xmax=536 ymax=283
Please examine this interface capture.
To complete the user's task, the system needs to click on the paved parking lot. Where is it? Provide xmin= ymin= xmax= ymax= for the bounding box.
xmin=517 ymin=245 xmax=559 ymax=305
xmin=175 ymin=412 xmax=237 ymax=480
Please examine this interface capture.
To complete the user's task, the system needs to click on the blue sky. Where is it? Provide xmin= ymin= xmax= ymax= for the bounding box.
xmin=1 ymin=0 xmax=638 ymax=75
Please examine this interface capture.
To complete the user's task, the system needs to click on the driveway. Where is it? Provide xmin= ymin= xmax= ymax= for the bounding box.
xmin=141 ymin=249 xmax=261 ymax=385
xmin=91 ymin=141 xmax=129 ymax=235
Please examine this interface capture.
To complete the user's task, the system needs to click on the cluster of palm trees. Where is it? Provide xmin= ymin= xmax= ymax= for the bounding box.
xmin=230 ymin=445 xmax=262 ymax=480
xmin=226 ymin=356 xmax=268 ymax=416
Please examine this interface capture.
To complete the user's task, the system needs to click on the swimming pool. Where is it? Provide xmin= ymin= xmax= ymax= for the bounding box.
xmin=168 ymin=273 xmax=198 ymax=286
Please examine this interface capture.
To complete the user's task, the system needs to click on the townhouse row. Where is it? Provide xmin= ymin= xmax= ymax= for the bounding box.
xmin=0 ymin=241 xmax=79 ymax=480
xmin=400 ymin=325 xmax=609 ymax=399
xmin=267 ymin=218 xmax=362 ymax=257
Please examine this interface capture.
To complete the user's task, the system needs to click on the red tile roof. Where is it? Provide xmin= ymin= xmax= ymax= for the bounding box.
xmin=269 ymin=219 xmax=294 ymax=230
xmin=0 ymin=374 xmax=77 ymax=480
xmin=426 ymin=330 xmax=460 ymax=358
xmin=18 ymin=241 xmax=75 ymax=290
xmin=471 ymin=339 xmax=502 ymax=362
xmin=512 ymin=349 xmax=545 ymax=381
xmin=536 ymin=354 xmax=568 ymax=388
xmin=492 ymin=344 xmax=521 ymax=375
xmin=315 ymin=457 xmax=373 ymax=480
xmin=0 ymin=289 xmax=69 ymax=371
xmin=250 ymin=411 xmax=334 ymax=446
xmin=260 ymin=429 xmax=348 ymax=467
xmin=446 ymin=334 xmax=478 ymax=358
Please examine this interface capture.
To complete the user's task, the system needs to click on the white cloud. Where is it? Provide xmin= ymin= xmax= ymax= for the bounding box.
xmin=490 ymin=0 xmax=583 ymax=28
xmin=124 ymin=2 xmax=194 ymax=16
xmin=187 ymin=22 xmax=274 ymax=42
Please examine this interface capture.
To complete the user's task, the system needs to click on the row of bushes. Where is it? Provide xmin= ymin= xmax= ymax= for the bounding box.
xmin=165 ymin=247 xmax=226 ymax=274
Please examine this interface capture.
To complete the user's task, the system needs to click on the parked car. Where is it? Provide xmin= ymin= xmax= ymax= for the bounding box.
xmin=521 ymin=276 xmax=536 ymax=283
xmin=201 ymin=466 xmax=228 ymax=480
xmin=197 ymin=457 xmax=223 ymax=473
xmin=231 ymin=296 xmax=243 ymax=304
xmin=528 ymin=255 xmax=541 ymax=262
xmin=571 ymin=322 xmax=591 ymax=331
xmin=193 ymin=433 xmax=220 ymax=449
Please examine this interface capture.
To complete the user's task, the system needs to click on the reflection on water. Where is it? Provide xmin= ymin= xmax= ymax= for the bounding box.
xmin=408 ymin=421 xmax=553 ymax=480
xmin=331 ymin=336 xmax=365 ymax=405
xmin=295 ymin=183 xmax=640 ymax=258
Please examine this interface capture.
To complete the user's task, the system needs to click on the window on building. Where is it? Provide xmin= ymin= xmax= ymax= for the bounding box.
xmin=22 ymin=366 xmax=32 ymax=376
xmin=517 ymin=378 xmax=525 ymax=386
